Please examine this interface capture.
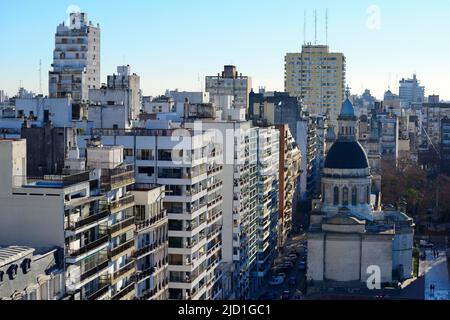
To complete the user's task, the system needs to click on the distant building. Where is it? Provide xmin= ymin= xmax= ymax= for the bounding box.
xmin=206 ymin=65 xmax=252 ymax=112
xmin=49 ymin=12 xmax=100 ymax=102
xmin=21 ymin=123 xmax=76 ymax=176
xmin=0 ymin=246 xmax=65 ymax=300
xmin=399 ymin=74 xmax=425 ymax=106
xmin=285 ymin=44 xmax=346 ymax=128
xmin=142 ymin=96 xmax=174 ymax=115
xmin=377 ymin=113 xmax=399 ymax=165
xmin=88 ymin=65 xmax=140 ymax=129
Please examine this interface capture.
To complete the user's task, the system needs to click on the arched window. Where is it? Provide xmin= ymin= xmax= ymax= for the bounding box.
xmin=343 ymin=187 xmax=349 ymax=206
xmin=333 ymin=187 xmax=339 ymax=206
xmin=352 ymin=187 xmax=358 ymax=206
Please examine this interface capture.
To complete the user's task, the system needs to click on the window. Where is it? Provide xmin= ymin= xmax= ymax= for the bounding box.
xmin=138 ymin=149 xmax=153 ymax=161
xmin=352 ymin=187 xmax=358 ymax=206
xmin=333 ymin=187 xmax=339 ymax=206
xmin=134 ymin=205 xmax=146 ymax=221
xmin=343 ymin=187 xmax=349 ymax=206
xmin=138 ymin=166 xmax=154 ymax=176
xmin=367 ymin=186 xmax=370 ymax=204
xmin=124 ymin=148 xmax=134 ymax=157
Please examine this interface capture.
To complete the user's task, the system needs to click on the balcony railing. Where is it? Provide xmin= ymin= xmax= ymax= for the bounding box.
xmin=109 ymin=195 xmax=135 ymax=213
xmin=80 ymin=260 xmax=109 ymax=281
xmin=111 ymin=282 xmax=135 ymax=300
xmin=67 ymin=236 xmax=109 ymax=258
xmin=112 ymin=260 xmax=136 ymax=282
xmin=134 ymin=241 xmax=166 ymax=259
xmin=109 ymin=239 xmax=135 ymax=260
xmin=101 ymin=165 xmax=135 ymax=191
xmin=208 ymin=196 xmax=223 ymax=208
xmin=86 ymin=283 xmax=110 ymax=300
xmin=133 ymin=265 xmax=156 ymax=282
xmin=68 ymin=210 xmax=109 ymax=231
xmin=135 ymin=211 xmax=167 ymax=231
xmin=109 ymin=216 xmax=136 ymax=236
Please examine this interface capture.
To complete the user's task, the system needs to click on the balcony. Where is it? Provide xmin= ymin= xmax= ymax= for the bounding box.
xmin=111 ymin=282 xmax=135 ymax=300
xmin=134 ymin=241 xmax=166 ymax=259
xmin=109 ymin=195 xmax=135 ymax=213
xmin=80 ymin=260 xmax=109 ymax=282
xmin=67 ymin=210 xmax=109 ymax=231
xmin=101 ymin=165 xmax=135 ymax=191
xmin=108 ymin=239 xmax=135 ymax=260
xmin=109 ymin=216 xmax=136 ymax=238
xmin=135 ymin=210 xmax=167 ymax=232
xmin=112 ymin=260 xmax=136 ymax=285
xmin=86 ymin=283 xmax=110 ymax=300
xmin=67 ymin=235 xmax=109 ymax=258
xmin=208 ymin=196 xmax=223 ymax=208
xmin=134 ymin=265 xmax=158 ymax=282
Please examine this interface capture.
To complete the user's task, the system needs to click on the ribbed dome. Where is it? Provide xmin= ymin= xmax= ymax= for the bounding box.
xmin=324 ymin=141 xmax=369 ymax=169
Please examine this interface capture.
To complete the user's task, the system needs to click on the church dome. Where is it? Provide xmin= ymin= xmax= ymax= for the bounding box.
xmin=340 ymin=98 xmax=355 ymax=117
xmin=324 ymin=140 xmax=369 ymax=169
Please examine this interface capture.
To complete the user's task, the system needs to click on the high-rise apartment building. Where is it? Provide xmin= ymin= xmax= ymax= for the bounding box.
xmin=399 ymin=74 xmax=425 ymax=106
xmin=82 ymin=126 xmax=224 ymax=300
xmin=202 ymin=120 xmax=258 ymax=300
xmin=49 ymin=12 xmax=100 ymax=102
xmin=285 ymin=45 xmax=346 ymax=128
xmin=275 ymin=124 xmax=301 ymax=249
xmin=253 ymin=126 xmax=279 ymax=285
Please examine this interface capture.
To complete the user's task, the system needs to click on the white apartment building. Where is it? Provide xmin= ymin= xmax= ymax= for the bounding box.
xmin=253 ymin=126 xmax=279 ymax=283
xmin=89 ymin=65 xmax=141 ymax=129
xmin=131 ymin=185 xmax=169 ymax=300
xmin=202 ymin=120 xmax=258 ymax=300
xmin=206 ymin=66 xmax=252 ymax=112
xmin=79 ymin=125 xmax=224 ymax=300
xmin=49 ymin=12 xmax=100 ymax=102
xmin=0 ymin=139 xmax=144 ymax=300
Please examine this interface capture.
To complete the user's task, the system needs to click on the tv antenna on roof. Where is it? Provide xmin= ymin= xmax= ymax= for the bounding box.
xmin=39 ymin=59 xmax=42 ymax=95
xmin=303 ymin=9 xmax=307 ymax=46
xmin=314 ymin=9 xmax=318 ymax=45
xmin=326 ymin=9 xmax=329 ymax=46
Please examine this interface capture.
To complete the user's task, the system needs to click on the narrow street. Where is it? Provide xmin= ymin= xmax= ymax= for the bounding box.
xmin=257 ymin=234 xmax=308 ymax=300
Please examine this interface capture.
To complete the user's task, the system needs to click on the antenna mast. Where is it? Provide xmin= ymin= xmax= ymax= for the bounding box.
xmin=326 ymin=9 xmax=329 ymax=46
xmin=303 ymin=9 xmax=307 ymax=45
xmin=39 ymin=59 xmax=43 ymax=95
xmin=314 ymin=9 xmax=317 ymax=45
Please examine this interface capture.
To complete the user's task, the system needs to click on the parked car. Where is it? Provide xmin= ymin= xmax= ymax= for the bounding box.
xmin=268 ymin=276 xmax=284 ymax=286
xmin=288 ymin=277 xmax=297 ymax=287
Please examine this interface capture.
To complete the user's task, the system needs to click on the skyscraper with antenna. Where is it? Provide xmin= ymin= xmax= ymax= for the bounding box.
xmin=285 ymin=9 xmax=346 ymax=128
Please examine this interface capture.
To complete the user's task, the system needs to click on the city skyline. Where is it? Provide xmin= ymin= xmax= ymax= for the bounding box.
xmin=0 ymin=0 xmax=449 ymax=100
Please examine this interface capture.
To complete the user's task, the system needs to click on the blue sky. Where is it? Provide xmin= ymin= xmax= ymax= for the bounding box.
xmin=1 ymin=0 xmax=449 ymax=100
